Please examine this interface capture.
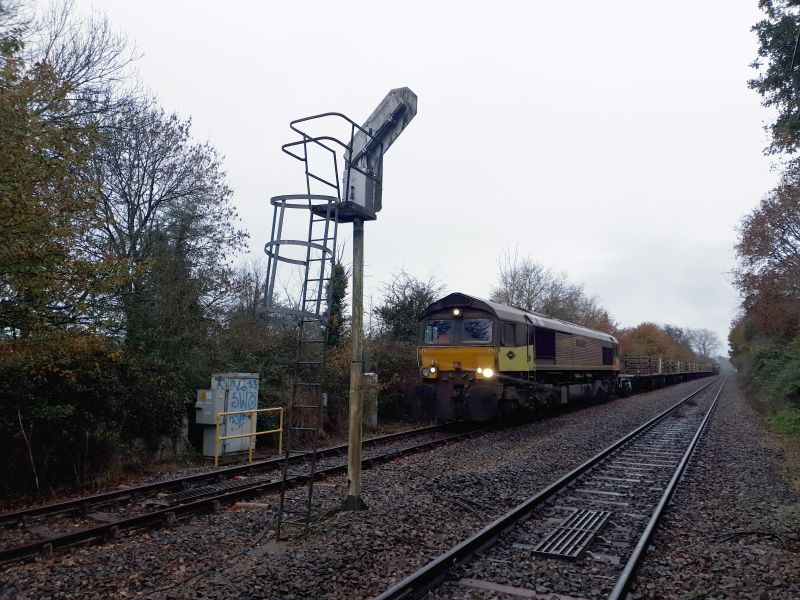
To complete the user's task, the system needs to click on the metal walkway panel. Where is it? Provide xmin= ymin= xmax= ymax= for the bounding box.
xmin=530 ymin=509 xmax=611 ymax=559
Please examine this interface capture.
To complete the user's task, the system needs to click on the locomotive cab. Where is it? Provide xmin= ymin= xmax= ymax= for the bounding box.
xmin=417 ymin=294 xmax=502 ymax=420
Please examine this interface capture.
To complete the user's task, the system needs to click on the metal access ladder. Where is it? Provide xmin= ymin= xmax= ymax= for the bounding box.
xmin=268 ymin=194 xmax=337 ymax=537
xmin=261 ymin=88 xmax=419 ymax=532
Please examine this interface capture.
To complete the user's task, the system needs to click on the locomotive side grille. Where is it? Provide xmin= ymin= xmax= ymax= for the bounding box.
xmin=555 ymin=333 xmax=573 ymax=365
xmin=574 ymin=338 xmax=602 ymax=365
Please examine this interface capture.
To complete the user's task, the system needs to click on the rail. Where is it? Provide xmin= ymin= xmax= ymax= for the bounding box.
xmin=0 ymin=424 xmax=449 ymax=528
xmin=374 ymin=377 xmax=723 ymax=600
xmin=608 ymin=377 xmax=726 ymax=599
xmin=0 ymin=425 xmax=491 ymax=563
xmin=214 ymin=407 xmax=284 ymax=468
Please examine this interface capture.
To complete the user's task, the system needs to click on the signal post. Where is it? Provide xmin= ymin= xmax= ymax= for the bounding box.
xmin=341 ymin=89 xmax=417 ymax=510
xmin=344 ymin=217 xmax=366 ymax=509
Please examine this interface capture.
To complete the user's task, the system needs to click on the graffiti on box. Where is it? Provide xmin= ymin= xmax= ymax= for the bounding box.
xmin=214 ymin=376 xmax=258 ymax=429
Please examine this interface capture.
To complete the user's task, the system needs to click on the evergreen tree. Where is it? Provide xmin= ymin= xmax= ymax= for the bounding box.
xmin=326 ymin=261 xmax=348 ymax=347
xmin=750 ymin=0 xmax=800 ymax=153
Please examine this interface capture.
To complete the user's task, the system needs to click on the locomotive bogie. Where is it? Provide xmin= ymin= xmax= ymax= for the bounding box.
xmin=418 ymin=378 xmax=500 ymax=421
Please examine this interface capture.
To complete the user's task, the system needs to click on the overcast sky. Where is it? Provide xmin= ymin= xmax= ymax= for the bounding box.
xmin=73 ymin=0 xmax=778 ymax=352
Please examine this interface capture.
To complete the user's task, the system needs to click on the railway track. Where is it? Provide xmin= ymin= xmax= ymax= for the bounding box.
xmin=0 ymin=423 xmax=487 ymax=564
xmin=0 ymin=423 xmax=458 ymax=528
xmin=375 ymin=377 xmax=725 ymax=600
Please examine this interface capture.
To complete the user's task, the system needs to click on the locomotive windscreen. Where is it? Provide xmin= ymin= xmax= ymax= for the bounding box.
xmin=424 ymin=319 xmax=453 ymax=344
xmin=462 ymin=319 xmax=493 ymax=343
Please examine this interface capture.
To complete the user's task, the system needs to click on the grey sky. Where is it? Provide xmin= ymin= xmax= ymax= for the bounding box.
xmin=74 ymin=0 xmax=777 ymax=352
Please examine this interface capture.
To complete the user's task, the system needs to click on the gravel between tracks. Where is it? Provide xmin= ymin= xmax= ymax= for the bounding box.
xmin=629 ymin=381 xmax=800 ymax=600
xmin=1 ymin=379 xmax=724 ymax=600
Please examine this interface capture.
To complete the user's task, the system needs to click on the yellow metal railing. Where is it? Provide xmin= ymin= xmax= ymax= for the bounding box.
xmin=214 ymin=407 xmax=284 ymax=468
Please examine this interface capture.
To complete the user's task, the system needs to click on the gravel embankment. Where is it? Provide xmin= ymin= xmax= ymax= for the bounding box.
xmin=629 ymin=381 xmax=800 ymax=599
xmin=1 ymin=379 xmax=717 ymax=600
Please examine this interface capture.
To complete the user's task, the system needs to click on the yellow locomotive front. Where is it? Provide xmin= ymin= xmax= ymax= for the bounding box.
xmin=417 ymin=294 xmax=504 ymax=420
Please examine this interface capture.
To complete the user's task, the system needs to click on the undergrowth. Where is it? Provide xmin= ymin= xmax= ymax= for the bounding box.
xmin=769 ymin=408 xmax=800 ymax=438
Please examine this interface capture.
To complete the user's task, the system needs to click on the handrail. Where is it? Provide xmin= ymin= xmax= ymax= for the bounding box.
xmin=280 ymin=112 xmax=385 ymax=204
xmin=288 ymin=111 xmax=376 ymax=143
xmin=214 ymin=407 xmax=284 ymax=468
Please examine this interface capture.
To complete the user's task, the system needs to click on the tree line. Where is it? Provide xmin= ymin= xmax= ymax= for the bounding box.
xmin=487 ymin=246 xmax=719 ymax=361
xmin=0 ymin=1 xmax=254 ymax=496
xmin=729 ymin=0 xmax=800 ymax=433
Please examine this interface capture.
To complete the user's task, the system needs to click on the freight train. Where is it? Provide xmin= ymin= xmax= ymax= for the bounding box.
xmin=416 ymin=292 xmax=715 ymax=421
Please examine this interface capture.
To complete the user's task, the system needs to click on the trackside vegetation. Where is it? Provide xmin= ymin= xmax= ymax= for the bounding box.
xmin=0 ymin=1 xmax=246 ymax=496
xmin=769 ymin=408 xmax=800 ymax=437
xmin=729 ymin=0 xmax=800 ymax=437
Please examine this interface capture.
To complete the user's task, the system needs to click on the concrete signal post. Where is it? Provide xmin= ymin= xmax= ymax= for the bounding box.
xmin=341 ymin=88 xmax=417 ymax=511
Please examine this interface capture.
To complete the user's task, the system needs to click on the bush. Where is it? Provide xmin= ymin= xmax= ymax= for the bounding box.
xmin=0 ymin=334 xmax=186 ymax=497
xmin=368 ymin=338 xmax=424 ymax=423
xmin=738 ymin=338 xmax=800 ymax=409
xmin=322 ymin=344 xmax=351 ymax=429
xmin=769 ymin=408 xmax=800 ymax=437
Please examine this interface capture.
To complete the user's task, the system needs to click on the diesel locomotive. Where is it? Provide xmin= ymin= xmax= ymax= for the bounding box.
xmin=416 ymin=292 xmax=621 ymax=421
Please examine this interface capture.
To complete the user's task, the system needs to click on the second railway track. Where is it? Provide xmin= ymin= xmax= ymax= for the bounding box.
xmin=0 ymin=423 xmax=488 ymax=564
xmin=376 ymin=377 xmax=726 ymax=600
xmin=0 ymin=423 xmax=455 ymax=527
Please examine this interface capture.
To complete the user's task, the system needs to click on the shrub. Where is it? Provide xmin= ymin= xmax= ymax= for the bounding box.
xmin=744 ymin=338 xmax=800 ymax=408
xmin=368 ymin=338 xmax=424 ymax=423
xmin=769 ymin=408 xmax=800 ymax=437
xmin=0 ymin=334 xmax=186 ymax=497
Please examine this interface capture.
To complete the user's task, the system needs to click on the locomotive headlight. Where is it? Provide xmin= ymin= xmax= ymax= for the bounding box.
xmin=421 ymin=367 xmax=431 ymax=377
xmin=429 ymin=366 xmax=437 ymax=374
xmin=452 ymin=308 xmax=461 ymax=316
xmin=482 ymin=368 xmax=494 ymax=378
xmin=476 ymin=367 xmax=483 ymax=374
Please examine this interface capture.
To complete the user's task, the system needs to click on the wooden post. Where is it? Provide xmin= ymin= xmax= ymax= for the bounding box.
xmin=343 ymin=218 xmax=366 ymax=510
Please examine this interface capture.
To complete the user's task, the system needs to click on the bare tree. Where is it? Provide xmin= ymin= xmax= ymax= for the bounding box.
xmin=83 ymin=99 xmax=246 ymax=340
xmin=690 ymin=328 xmax=720 ymax=360
xmin=490 ymin=246 xmax=615 ymax=331
xmin=664 ymin=324 xmax=695 ymax=348
xmin=490 ymin=245 xmax=552 ymax=311
xmin=28 ymin=0 xmax=140 ymax=123
xmin=232 ymin=257 xmax=266 ymax=315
